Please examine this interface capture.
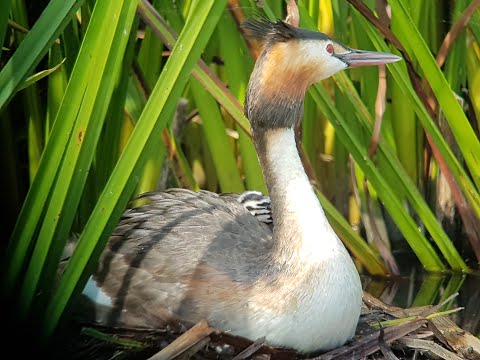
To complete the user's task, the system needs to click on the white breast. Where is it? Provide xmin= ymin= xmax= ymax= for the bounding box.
xmin=223 ymin=244 xmax=362 ymax=353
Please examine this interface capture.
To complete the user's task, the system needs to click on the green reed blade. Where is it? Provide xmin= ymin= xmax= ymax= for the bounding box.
xmin=45 ymin=0 xmax=228 ymax=339
xmin=3 ymin=0 xmax=85 ymax=296
xmin=389 ymin=0 xmax=480 ymax=190
xmin=17 ymin=0 xmax=138 ymax=320
xmin=0 ymin=0 xmax=84 ymax=111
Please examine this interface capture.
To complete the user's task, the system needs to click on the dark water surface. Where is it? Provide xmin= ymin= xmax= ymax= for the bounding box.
xmin=361 ymin=268 xmax=480 ymax=336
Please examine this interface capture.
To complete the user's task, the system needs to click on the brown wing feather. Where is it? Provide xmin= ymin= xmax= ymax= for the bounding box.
xmin=89 ymin=189 xmax=273 ymax=329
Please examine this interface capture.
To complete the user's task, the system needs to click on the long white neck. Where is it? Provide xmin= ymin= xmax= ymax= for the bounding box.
xmin=255 ymin=127 xmax=343 ymax=267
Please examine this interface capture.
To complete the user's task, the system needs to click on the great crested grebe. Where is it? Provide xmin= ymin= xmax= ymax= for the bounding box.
xmin=81 ymin=19 xmax=401 ymax=353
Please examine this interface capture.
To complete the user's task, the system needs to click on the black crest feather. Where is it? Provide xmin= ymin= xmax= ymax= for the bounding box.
xmin=241 ymin=18 xmax=298 ymax=43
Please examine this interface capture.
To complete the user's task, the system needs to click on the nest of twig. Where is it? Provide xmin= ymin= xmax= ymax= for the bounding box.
xmin=51 ymin=292 xmax=480 ymax=360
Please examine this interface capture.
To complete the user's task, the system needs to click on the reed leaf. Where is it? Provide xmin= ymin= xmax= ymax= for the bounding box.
xmin=137 ymin=0 xmax=251 ymax=135
xmin=190 ymin=77 xmax=245 ymax=192
xmin=135 ymin=0 xmax=165 ymax=196
xmin=466 ymin=22 xmax=480 ymax=132
xmin=3 ymin=0 xmax=85 ymax=296
xmin=11 ymin=0 xmax=44 ymax=181
xmin=0 ymin=0 xmax=84 ymax=110
xmin=342 ymin=9 xmax=469 ymax=270
xmin=357 ymin=10 xmax=480 ymax=220
xmin=389 ymin=0 xmax=480 ymax=190
xmin=411 ymin=274 xmax=443 ymax=307
xmin=0 ymin=0 xmax=11 ymax=51
xmin=44 ymin=0 xmax=228 ymax=340
xmin=217 ymin=11 xmax=265 ymax=192
xmin=18 ymin=58 xmax=65 ymax=92
xmin=334 ymin=71 xmax=468 ymax=271
xmin=46 ymin=44 xmax=68 ymax=137
xmin=93 ymin=24 xmax=138 ymax=200
xmin=16 ymin=0 xmax=138 ymax=320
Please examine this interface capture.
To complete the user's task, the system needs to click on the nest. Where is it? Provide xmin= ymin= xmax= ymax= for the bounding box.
xmin=53 ymin=292 xmax=480 ymax=360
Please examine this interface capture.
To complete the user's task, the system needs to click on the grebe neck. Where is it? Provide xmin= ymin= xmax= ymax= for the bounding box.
xmin=253 ymin=127 xmax=343 ymax=267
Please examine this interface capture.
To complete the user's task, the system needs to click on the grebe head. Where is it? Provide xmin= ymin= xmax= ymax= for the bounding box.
xmin=243 ymin=19 xmax=401 ymax=130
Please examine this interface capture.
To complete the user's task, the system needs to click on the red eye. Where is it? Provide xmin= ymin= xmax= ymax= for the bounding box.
xmin=326 ymin=43 xmax=334 ymax=54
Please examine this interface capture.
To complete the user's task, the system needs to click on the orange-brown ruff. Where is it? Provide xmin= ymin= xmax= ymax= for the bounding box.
xmin=81 ymin=19 xmax=401 ymax=353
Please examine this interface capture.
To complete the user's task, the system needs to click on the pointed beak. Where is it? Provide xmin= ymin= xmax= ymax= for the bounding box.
xmin=335 ymin=49 xmax=402 ymax=68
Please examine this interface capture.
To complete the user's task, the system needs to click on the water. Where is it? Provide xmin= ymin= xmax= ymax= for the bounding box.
xmin=361 ymin=269 xmax=480 ymax=336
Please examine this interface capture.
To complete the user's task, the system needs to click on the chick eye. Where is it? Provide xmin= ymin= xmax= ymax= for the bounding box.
xmin=326 ymin=43 xmax=334 ymax=54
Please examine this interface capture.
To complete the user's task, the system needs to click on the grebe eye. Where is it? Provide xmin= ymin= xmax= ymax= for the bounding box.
xmin=326 ymin=43 xmax=334 ymax=54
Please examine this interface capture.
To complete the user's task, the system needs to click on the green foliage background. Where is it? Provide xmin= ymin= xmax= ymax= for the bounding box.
xmin=1 ymin=0 xmax=479 ymax=343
